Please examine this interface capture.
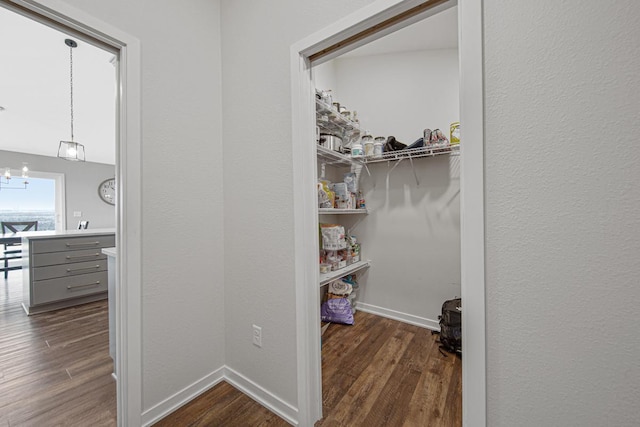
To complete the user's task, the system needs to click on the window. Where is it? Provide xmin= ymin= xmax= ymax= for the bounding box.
xmin=0 ymin=171 xmax=65 ymax=231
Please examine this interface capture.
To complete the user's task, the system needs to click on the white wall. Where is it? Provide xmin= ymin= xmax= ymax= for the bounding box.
xmin=19 ymin=1 xmax=640 ymax=425
xmin=0 ymin=150 xmax=115 ymax=229
xmin=328 ymin=49 xmax=460 ymax=325
xmin=224 ymin=1 xmax=640 ymax=425
xmin=357 ymin=155 xmax=460 ymax=326
xmin=334 ymin=49 xmax=460 ymax=144
xmin=484 ymin=1 xmax=640 ymax=426
xmin=50 ymin=0 xmax=226 ymax=413
xmin=220 ymin=0 xmax=376 ymax=409
xmin=312 ymin=60 xmax=337 ymax=97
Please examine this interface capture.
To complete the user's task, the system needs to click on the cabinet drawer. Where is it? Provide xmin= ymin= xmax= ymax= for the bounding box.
xmin=31 ymin=235 xmax=115 ymax=254
xmin=32 ymin=259 xmax=108 ymax=281
xmin=32 ymin=249 xmax=106 ymax=268
xmin=32 ymin=271 xmax=108 ymax=305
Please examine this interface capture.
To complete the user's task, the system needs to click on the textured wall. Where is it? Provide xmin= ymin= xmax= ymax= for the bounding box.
xmin=55 ymin=0 xmax=226 ymax=411
xmin=0 ymin=150 xmax=115 ymax=229
xmin=484 ymin=1 xmax=640 ymax=425
xmin=220 ymin=0 xmax=375 ymax=407
xmin=333 ymin=49 xmax=460 ymax=144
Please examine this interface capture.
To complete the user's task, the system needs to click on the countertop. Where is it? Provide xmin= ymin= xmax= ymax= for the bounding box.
xmin=102 ymin=247 xmax=116 ymax=257
xmin=16 ymin=228 xmax=116 ymax=240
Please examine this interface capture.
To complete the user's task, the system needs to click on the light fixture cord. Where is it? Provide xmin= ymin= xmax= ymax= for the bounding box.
xmin=69 ymin=43 xmax=74 ymax=142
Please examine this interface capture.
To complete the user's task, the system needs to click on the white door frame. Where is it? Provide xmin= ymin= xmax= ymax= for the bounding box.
xmin=290 ymin=0 xmax=485 ymax=425
xmin=2 ymin=1 xmax=143 ymax=425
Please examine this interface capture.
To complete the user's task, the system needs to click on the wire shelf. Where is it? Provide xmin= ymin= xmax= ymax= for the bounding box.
xmin=317 ymin=145 xmax=362 ymax=166
xmin=362 ymin=144 xmax=460 ymax=164
xmin=319 ymin=208 xmax=369 ymax=215
xmin=319 ymin=259 xmax=370 ymax=287
xmin=316 ymin=99 xmax=361 ymax=144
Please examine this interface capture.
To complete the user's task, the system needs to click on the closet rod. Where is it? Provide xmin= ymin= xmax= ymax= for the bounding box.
xmin=308 ymin=0 xmax=448 ymax=63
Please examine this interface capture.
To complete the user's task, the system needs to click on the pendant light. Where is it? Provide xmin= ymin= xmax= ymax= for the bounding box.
xmin=57 ymin=38 xmax=86 ymax=162
xmin=0 ymin=163 xmax=29 ymax=191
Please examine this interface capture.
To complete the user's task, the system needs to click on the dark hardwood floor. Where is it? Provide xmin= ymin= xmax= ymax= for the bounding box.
xmin=156 ymin=311 xmax=461 ymax=427
xmin=1 ymin=267 xmax=460 ymax=426
xmin=0 ymin=271 xmax=116 ymax=426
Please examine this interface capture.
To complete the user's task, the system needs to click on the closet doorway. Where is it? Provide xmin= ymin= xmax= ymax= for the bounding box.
xmin=0 ymin=1 xmax=142 ymax=424
xmin=291 ymin=0 xmax=485 ymax=425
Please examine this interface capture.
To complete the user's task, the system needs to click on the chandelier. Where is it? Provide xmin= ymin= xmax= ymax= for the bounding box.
xmin=57 ymin=38 xmax=86 ymax=162
xmin=0 ymin=164 xmax=29 ymax=191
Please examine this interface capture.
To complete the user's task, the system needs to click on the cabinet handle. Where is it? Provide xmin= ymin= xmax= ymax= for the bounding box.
xmin=66 ymin=241 xmax=101 ymax=247
xmin=66 ymin=253 xmax=101 ymax=260
xmin=66 ymin=265 xmax=101 ymax=273
xmin=67 ymin=281 xmax=101 ymax=290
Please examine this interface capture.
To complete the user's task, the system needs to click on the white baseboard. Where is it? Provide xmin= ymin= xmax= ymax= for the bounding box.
xmin=356 ymin=302 xmax=440 ymax=331
xmin=224 ymin=366 xmax=299 ymax=426
xmin=141 ymin=366 xmax=225 ymax=426
xmin=138 ymin=306 xmax=434 ymax=427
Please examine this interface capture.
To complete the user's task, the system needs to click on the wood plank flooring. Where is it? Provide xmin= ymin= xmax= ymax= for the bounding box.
xmin=155 ymin=311 xmax=461 ymax=426
xmin=0 ymin=271 xmax=116 ymax=426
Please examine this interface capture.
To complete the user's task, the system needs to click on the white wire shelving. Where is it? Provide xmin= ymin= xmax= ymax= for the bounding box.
xmin=318 ymin=208 xmax=368 ymax=215
xmin=316 ymin=145 xmax=361 ymax=167
xmin=362 ymin=144 xmax=459 ymax=164
xmin=316 ymin=98 xmax=361 ymax=144
xmin=319 ymin=259 xmax=370 ymax=287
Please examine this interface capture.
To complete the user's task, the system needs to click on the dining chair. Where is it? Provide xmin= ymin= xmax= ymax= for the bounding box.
xmin=1 ymin=221 xmax=38 ymax=279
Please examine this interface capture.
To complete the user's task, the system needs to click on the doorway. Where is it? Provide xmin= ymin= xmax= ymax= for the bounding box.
xmin=291 ymin=0 xmax=485 ymax=425
xmin=0 ymin=0 xmax=142 ymax=424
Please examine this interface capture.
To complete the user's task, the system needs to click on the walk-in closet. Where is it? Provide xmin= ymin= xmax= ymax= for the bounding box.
xmin=311 ymin=5 xmax=462 ymax=423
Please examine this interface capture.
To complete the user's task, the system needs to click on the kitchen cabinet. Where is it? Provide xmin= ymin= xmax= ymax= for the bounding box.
xmin=21 ymin=229 xmax=115 ymax=315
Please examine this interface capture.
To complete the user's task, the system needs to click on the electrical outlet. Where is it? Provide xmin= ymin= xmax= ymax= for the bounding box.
xmin=252 ymin=324 xmax=262 ymax=348
xmin=73 ymin=211 xmax=82 ymax=217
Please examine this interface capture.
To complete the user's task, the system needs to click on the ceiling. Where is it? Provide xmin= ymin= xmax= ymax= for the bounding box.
xmin=342 ymin=5 xmax=458 ymax=58
xmin=0 ymin=7 xmax=117 ymax=165
xmin=0 ymin=5 xmax=457 ymax=167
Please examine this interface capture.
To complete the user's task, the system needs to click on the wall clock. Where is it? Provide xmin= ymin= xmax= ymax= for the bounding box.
xmin=98 ymin=178 xmax=116 ymax=205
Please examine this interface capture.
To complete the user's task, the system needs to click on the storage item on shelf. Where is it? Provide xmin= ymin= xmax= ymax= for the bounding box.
xmin=343 ymin=172 xmax=358 ymax=193
xmin=351 ymin=142 xmax=363 ymax=158
xmin=315 ymin=89 xmax=361 ymax=148
xmin=321 ymin=249 xmax=348 ymax=271
xmin=406 ymin=137 xmax=425 ymax=149
xmin=450 ymin=122 xmax=460 ymax=145
xmin=362 ymin=135 xmax=374 ymax=157
xmin=320 ymin=232 xmax=361 ymax=271
xmin=348 ymin=280 xmax=359 ymax=314
xmin=317 ymin=183 xmax=332 ymax=208
xmin=384 ymin=136 xmax=407 ymax=152
xmin=320 ymin=224 xmax=346 ymax=250
xmin=323 ymin=250 xmax=340 ymax=271
xmin=357 ymin=191 xmax=366 ymax=209
xmin=317 ymin=180 xmax=333 ymax=208
xmin=328 ymin=278 xmax=353 ymax=296
xmin=319 ymin=263 xmax=331 ymax=274
xmin=347 ymin=235 xmax=361 ymax=263
xmin=317 ymin=88 xmax=333 ymax=106
xmin=319 ymin=133 xmax=343 ymax=152
xmin=321 ymin=296 xmax=354 ymax=325
xmin=425 ymin=128 xmax=449 ymax=148
xmin=373 ymin=139 xmax=384 ymax=158
xmin=331 ymin=182 xmax=354 ymax=209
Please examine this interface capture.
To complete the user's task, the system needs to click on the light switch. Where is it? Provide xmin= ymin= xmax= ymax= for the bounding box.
xmin=73 ymin=211 xmax=82 ymax=217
